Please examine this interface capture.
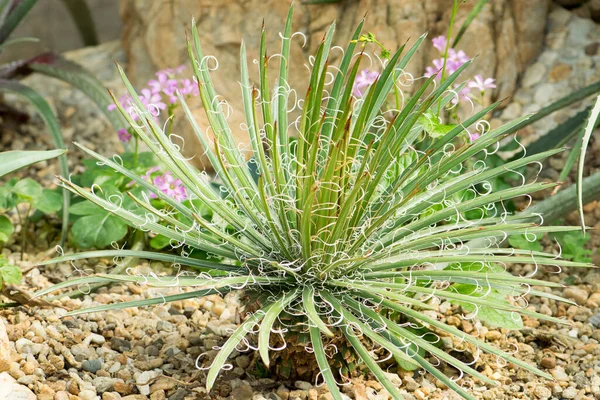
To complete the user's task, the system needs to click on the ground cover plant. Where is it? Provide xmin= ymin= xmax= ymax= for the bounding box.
xmin=0 ymin=0 xmax=127 ymax=244
xmin=35 ymin=4 xmax=597 ymax=400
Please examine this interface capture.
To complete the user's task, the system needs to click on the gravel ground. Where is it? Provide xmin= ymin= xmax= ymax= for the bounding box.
xmin=1 ymin=5 xmax=600 ymax=400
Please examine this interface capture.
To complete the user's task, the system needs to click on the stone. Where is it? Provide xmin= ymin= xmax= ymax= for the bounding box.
xmin=79 ymin=390 xmax=98 ymax=400
xmin=548 ymin=63 xmax=573 ymax=82
xmin=37 ymin=384 xmax=56 ymax=400
xmin=0 ymin=319 xmax=10 ymax=372
xmin=94 ymin=377 xmax=116 ymax=394
xmin=136 ymin=371 xmax=157 ymax=396
xmin=521 ymin=63 xmax=546 ymax=88
xmin=485 ymin=330 xmax=502 ymax=341
xmin=14 ymin=338 xmax=41 ymax=355
xmin=82 ymin=359 xmax=103 ymax=373
xmin=150 ymin=391 xmax=165 ymax=400
xmin=563 ymin=287 xmax=589 ymax=305
xmin=533 ymin=84 xmax=557 ymax=106
xmin=586 ymin=292 xmax=600 ymax=307
xmin=235 ymin=355 xmax=251 ymax=369
xmin=295 ymin=381 xmax=312 ymax=391
xmin=540 ymin=356 xmax=556 ymax=369
xmin=168 ymin=389 xmax=189 ymax=400
xmin=276 ymin=386 xmax=290 ymax=400
xmin=551 ymin=366 xmax=569 ymax=381
xmin=533 ymin=385 xmax=551 ymax=399
xmin=562 ymin=387 xmax=577 ymax=399
xmin=590 ymin=313 xmax=600 ymax=328
xmin=231 ymin=385 xmax=254 ymax=400
xmin=0 ymin=372 xmax=37 ymax=400
xmin=85 ymin=333 xmax=107 ymax=346
xmin=114 ymin=381 xmax=134 ymax=396
xmin=111 ymin=338 xmax=132 ymax=352
xmin=149 ymin=378 xmax=176 ymax=393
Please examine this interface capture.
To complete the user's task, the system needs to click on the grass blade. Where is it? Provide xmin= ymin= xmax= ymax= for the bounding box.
xmin=206 ymin=302 xmax=274 ymax=392
xmin=577 ymin=94 xmax=600 ymax=232
xmin=452 ymin=0 xmax=489 ymax=47
xmin=258 ymin=288 xmax=300 ymax=366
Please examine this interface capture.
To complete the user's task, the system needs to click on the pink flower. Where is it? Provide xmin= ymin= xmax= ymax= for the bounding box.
xmin=425 ymin=58 xmax=445 ymax=79
xmin=468 ymin=75 xmax=497 ymax=92
xmin=107 ymin=94 xmax=131 ymax=112
xmin=446 ymin=49 xmax=470 ymax=75
xmin=448 ymin=49 xmax=470 ymax=64
xmin=353 ymin=69 xmax=380 ymax=97
xmin=143 ymin=166 xmax=161 ymax=182
xmin=153 ymin=172 xmax=187 ymax=202
xmin=108 ymin=94 xmax=142 ymax=121
xmin=469 ymin=132 xmax=481 ymax=141
xmin=160 ymin=65 xmax=186 ymax=75
xmin=148 ymin=71 xmax=178 ymax=96
xmin=432 ymin=35 xmax=448 ymax=52
xmin=179 ymin=78 xmax=199 ymax=97
xmin=451 ymin=85 xmax=471 ymax=105
xmin=139 ymin=88 xmax=167 ymax=117
xmin=117 ymin=128 xmax=132 ymax=143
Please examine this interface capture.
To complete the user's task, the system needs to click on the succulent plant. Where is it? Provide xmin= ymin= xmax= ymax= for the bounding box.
xmin=38 ymin=5 xmax=592 ymax=399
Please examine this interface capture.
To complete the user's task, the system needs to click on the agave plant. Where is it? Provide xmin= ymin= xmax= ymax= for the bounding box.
xmin=38 ymin=6 xmax=593 ymax=400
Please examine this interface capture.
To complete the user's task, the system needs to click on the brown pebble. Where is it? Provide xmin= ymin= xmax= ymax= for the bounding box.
xmin=485 ymin=331 xmax=502 ymax=341
xmin=114 ymin=381 xmax=134 ymax=395
xmin=585 ymin=42 xmax=600 ymax=55
xmin=461 ymin=320 xmax=474 ymax=333
xmin=68 ymin=380 xmax=80 ymax=395
xmin=540 ymin=356 xmax=556 ymax=369
xmin=150 ymin=390 xmax=166 ymax=400
xmin=149 ymin=377 xmax=176 ymax=393
xmin=582 ymin=343 xmax=597 ymax=353
xmin=21 ymin=361 xmax=36 ymax=375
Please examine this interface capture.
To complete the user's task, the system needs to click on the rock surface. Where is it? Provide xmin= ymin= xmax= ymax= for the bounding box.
xmin=0 ymin=318 xmax=10 ymax=372
xmin=119 ymin=0 xmax=548 ymax=101
xmin=496 ymin=6 xmax=600 ymax=146
xmin=0 ymin=372 xmax=36 ymax=400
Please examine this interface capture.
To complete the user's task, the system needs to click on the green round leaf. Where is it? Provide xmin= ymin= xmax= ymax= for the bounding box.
xmin=69 ymin=200 xmax=103 ymax=216
xmin=35 ymin=189 xmax=63 ymax=214
xmin=71 ymin=212 xmax=128 ymax=249
xmin=13 ymin=178 xmax=42 ymax=202
xmin=150 ymin=234 xmax=171 ymax=250
xmin=0 ymin=215 xmax=14 ymax=244
xmin=0 ymin=263 xmax=22 ymax=286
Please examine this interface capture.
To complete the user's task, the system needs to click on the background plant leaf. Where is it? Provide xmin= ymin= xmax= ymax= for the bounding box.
xmin=0 ymin=149 xmax=65 ymax=178
xmin=0 ymin=79 xmax=70 ymax=244
xmin=0 ymin=214 xmax=14 ymax=243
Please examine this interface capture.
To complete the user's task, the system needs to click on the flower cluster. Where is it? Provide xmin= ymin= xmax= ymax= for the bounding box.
xmin=142 ymin=167 xmax=188 ymax=202
xmin=108 ymin=66 xmax=200 ymax=143
xmin=425 ymin=35 xmax=496 ymax=105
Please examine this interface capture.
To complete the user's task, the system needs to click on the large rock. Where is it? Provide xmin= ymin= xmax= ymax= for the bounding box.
xmin=0 ymin=318 xmax=10 ymax=372
xmin=118 ymin=0 xmax=549 ymax=167
xmin=0 ymin=372 xmax=36 ymax=400
xmin=120 ymin=0 xmax=548 ymax=99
